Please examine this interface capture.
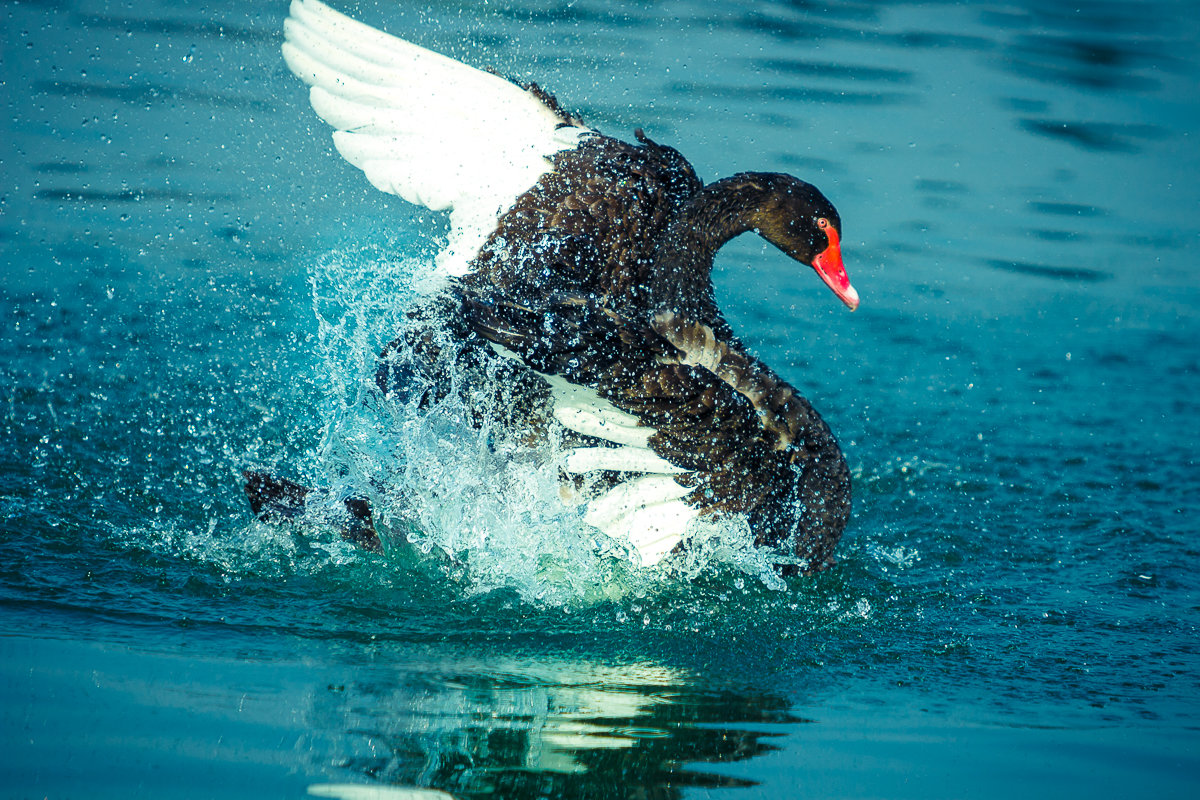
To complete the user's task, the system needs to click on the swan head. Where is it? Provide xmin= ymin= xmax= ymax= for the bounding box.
xmin=747 ymin=174 xmax=859 ymax=311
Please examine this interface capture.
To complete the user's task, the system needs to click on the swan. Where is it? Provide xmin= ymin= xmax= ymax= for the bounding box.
xmin=261 ymin=0 xmax=860 ymax=574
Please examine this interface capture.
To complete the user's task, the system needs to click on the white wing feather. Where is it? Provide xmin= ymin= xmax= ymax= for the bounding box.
xmin=281 ymin=0 xmax=590 ymax=277
xmin=284 ymin=1 xmax=696 ymax=567
xmin=491 ymin=346 xmax=692 ymax=566
xmin=582 ymin=477 xmax=696 ymax=567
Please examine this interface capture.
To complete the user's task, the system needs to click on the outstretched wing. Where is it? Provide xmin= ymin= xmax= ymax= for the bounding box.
xmin=281 ymin=0 xmax=592 ymax=277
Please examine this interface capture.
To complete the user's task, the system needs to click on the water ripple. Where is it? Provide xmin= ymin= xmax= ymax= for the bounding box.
xmin=75 ymin=12 xmax=276 ymax=43
xmin=34 ymin=80 xmax=276 ymax=112
xmin=666 ymin=80 xmax=911 ymax=107
xmin=1020 ymin=119 xmax=1166 ymax=152
xmin=756 ymin=57 xmax=914 ymax=84
xmin=981 ymin=259 xmax=1110 ymax=283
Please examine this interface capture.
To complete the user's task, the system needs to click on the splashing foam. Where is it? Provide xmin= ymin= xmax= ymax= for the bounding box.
xmin=291 ymin=246 xmax=786 ymax=603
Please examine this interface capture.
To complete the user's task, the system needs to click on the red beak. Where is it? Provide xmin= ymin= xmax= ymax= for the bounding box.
xmin=811 ymin=225 xmax=859 ymax=310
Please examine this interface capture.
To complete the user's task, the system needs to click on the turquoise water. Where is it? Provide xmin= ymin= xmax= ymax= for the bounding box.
xmin=3 ymin=0 xmax=1199 ymax=797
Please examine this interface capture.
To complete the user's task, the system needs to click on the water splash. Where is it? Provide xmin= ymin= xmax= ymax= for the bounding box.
xmin=283 ymin=245 xmax=788 ymax=604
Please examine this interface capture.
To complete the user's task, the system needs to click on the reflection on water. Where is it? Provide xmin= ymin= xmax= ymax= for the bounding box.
xmin=301 ymin=655 xmax=798 ymax=797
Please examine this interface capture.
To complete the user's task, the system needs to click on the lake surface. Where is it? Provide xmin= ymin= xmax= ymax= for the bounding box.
xmin=2 ymin=0 xmax=1199 ymax=797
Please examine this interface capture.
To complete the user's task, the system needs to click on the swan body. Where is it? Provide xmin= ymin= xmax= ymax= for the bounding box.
xmin=279 ymin=0 xmax=858 ymax=572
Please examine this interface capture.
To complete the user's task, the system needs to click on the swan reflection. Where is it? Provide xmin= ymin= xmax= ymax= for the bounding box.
xmin=302 ymin=655 xmax=803 ymax=798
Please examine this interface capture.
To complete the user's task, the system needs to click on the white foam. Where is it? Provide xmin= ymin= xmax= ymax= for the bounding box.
xmin=225 ymin=247 xmax=783 ymax=604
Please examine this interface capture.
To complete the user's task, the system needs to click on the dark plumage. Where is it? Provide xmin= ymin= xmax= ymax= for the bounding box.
xmin=267 ymin=0 xmax=860 ymax=574
xmin=439 ymin=133 xmax=854 ymax=570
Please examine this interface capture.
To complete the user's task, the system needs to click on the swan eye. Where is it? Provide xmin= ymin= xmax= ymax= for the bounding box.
xmin=817 ymin=217 xmax=830 ymax=229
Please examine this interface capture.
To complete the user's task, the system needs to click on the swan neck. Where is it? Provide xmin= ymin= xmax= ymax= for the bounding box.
xmin=674 ymin=176 xmax=771 ymax=258
xmin=647 ymin=176 xmax=773 ymax=315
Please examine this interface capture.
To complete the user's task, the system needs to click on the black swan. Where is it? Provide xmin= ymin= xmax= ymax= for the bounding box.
xmin=257 ymin=0 xmax=860 ymax=573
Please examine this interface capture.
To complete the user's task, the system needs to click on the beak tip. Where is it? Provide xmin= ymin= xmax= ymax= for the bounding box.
xmin=842 ymin=284 xmax=860 ymax=311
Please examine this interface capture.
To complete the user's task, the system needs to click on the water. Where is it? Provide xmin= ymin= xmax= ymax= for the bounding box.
xmin=2 ymin=0 xmax=1199 ymax=796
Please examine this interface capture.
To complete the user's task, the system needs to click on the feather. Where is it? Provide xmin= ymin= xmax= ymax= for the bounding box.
xmin=282 ymin=0 xmax=591 ymax=277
